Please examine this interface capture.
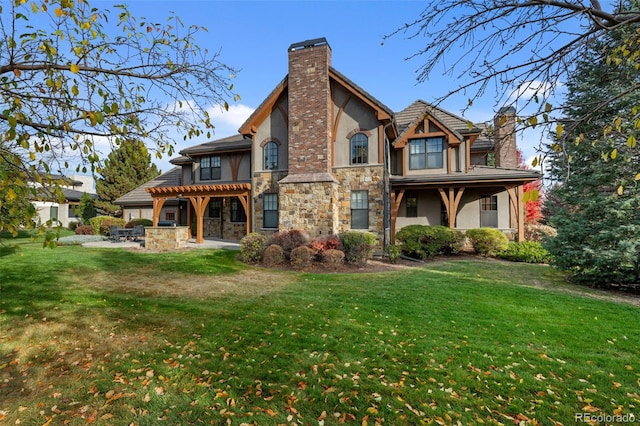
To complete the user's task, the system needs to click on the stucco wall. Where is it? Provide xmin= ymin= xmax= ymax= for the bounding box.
xmin=192 ymin=152 xmax=251 ymax=184
xmin=254 ymin=97 xmax=289 ymax=173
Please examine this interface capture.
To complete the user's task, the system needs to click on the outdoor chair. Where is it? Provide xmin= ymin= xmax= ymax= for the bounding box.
xmin=108 ymin=226 xmax=122 ymax=242
xmin=131 ymin=225 xmax=145 ymax=241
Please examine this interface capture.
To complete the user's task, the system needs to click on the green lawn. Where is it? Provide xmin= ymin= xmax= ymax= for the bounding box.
xmin=1 ymin=237 xmax=639 ymax=425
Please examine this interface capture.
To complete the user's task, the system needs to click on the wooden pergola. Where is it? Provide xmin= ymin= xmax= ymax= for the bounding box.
xmin=146 ymin=183 xmax=251 ymax=244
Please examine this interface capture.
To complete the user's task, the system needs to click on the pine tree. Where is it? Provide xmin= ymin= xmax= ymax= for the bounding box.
xmin=545 ymin=3 xmax=640 ymax=285
xmin=96 ymin=140 xmax=160 ymax=216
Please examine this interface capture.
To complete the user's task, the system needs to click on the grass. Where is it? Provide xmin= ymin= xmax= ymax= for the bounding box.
xmin=0 ymin=237 xmax=639 ymax=425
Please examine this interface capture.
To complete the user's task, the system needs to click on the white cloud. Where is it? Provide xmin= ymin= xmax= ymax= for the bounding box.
xmin=206 ymin=103 xmax=255 ymax=137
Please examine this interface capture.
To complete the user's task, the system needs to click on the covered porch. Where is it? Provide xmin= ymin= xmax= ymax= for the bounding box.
xmin=146 ymin=183 xmax=251 ymax=244
xmin=390 ymin=169 xmax=540 ymax=243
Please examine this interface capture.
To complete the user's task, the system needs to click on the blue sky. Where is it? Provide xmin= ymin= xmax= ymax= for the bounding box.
xmin=102 ymin=0 xmax=522 ymax=172
xmin=91 ymin=0 xmax=560 ymax=172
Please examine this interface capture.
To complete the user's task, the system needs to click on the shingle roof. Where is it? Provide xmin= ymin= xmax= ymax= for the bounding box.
xmin=114 ymin=167 xmax=182 ymax=206
xmin=390 ymin=165 xmax=540 ymax=185
xmin=179 ymin=134 xmax=252 ymax=156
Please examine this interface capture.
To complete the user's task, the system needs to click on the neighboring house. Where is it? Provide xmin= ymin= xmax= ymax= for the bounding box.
xmin=32 ymin=174 xmax=96 ymax=228
xmin=116 ymin=38 xmax=539 ymax=245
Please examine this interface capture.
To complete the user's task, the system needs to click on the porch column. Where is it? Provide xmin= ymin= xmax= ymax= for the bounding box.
xmin=390 ymin=189 xmax=405 ymax=244
xmin=506 ymin=185 xmax=526 ymax=242
xmin=151 ymin=197 xmax=167 ymax=226
xmin=189 ymin=196 xmax=211 ymax=244
xmin=236 ymin=193 xmax=251 ymax=236
xmin=437 ymin=187 xmax=465 ymax=229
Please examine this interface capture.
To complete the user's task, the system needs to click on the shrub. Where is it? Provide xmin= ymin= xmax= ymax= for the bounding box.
xmin=385 ymin=244 xmax=402 ymax=264
xmin=89 ymin=215 xmax=126 ymax=236
xmin=310 ymin=234 xmax=341 ymax=254
xmin=466 ymin=228 xmax=509 ymax=256
xmin=290 ymin=246 xmax=315 ymax=268
xmin=340 ymin=231 xmax=377 ymax=266
xmin=263 ymin=244 xmax=286 ymax=267
xmin=321 ymin=249 xmax=345 ymax=265
xmin=497 ymin=241 xmax=551 ymax=264
xmin=68 ymin=221 xmax=80 ymax=232
xmin=266 ymin=229 xmax=310 ymax=257
xmin=239 ymin=232 xmax=267 ymax=264
xmin=125 ymin=218 xmax=153 ymax=228
xmin=75 ymin=225 xmax=94 ymax=235
xmin=524 ymin=223 xmax=558 ymax=242
xmin=395 ymin=225 xmax=464 ymax=260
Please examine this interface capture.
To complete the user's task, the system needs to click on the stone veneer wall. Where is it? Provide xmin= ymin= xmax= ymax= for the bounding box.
xmin=253 ymin=171 xmax=289 ymax=234
xmin=145 ymin=226 xmax=189 ymax=250
xmin=333 ymin=165 xmax=385 ymax=245
xmin=199 ymin=198 xmax=247 ymax=241
xmin=278 ymin=179 xmax=340 ymax=237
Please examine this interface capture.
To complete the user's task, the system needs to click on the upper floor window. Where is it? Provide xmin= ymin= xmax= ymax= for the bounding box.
xmin=350 ymin=133 xmax=368 ymax=164
xmin=350 ymin=190 xmax=369 ymax=229
xmin=200 ymin=155 xmax=221 ymax=180
xmin=409 ymin=137 xmax=443 ymax=170
xmin=264 ymin=141 xmax=278 ymax=170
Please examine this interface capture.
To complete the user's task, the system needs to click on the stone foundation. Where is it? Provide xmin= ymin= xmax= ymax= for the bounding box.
xmin=145 ymin=226 xmax=189 ymax=250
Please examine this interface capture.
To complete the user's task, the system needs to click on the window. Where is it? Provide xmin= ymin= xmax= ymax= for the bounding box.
xmin=263 ymin=193 xmax=278 ymax=228
xmin=406 ymin=193 xmax=417 ymax=217
xmin=200 ymin=155 xmax=221 ymax=180
xmin=49 ymin=206 xmax=58 ymax=222
xmin=264 ymin=141 xmax=278 ymax=170
xmin=350 ymin=133 xmax=368 ymax=164
xmin=350 ymin=190 xmax=369 ymax=229
xmin=230 ymin=197 xmax=247 ymax=222
xmin=208 ymin=199 xmax=221 ymax=218
xmin=409 ymin=137 xmax=443 ymax=169
xmin=165 ymin=211 xmax=175 ymax=221
xmin=480 ymin=195 xmax=498 ymax=228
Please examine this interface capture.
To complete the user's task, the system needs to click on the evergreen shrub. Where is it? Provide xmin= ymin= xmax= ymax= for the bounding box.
xmin=340 ymin=231 xmax=377 ymax=266
xmin=239 ymin=232 xmax=267 ymax=264
xmin=497 ymin=241 xmax=551 ymax=263
xmin=125 ymin=218 xmax=153 ymax=228
xmin=290 ymin=246 xmax=315 ymax=268
xmin=321 ymin=249 xmax=345 ymax=265
xmin=466 ymin=228 xmax=509 ymax=256
xmin=89 ymin=215 xmax=126 ymax=236
xmin=395 ymin=225 xmax=464 ymax=260
xmin=263 ymin=244 xmax=286 ymax=267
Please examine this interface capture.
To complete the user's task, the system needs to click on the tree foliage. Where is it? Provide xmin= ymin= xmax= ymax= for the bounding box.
xmin=75 ymin=191 xmax=96 ymax=224
xmin=544 ymin=9 xmax=640 ymax=286
xmin=389 ymin=1 xmax=640 ymax=172
xmin=96 ymin=139 xmax=160 ymax=215
xmin=0 ymin=0 xmax=237 ymax=237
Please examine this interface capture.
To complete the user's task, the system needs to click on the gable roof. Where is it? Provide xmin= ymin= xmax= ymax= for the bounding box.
xmin=238 ymin=68 xmax=395 ymax=137
xmin=114 ymin=167 xmax=182 ymax=206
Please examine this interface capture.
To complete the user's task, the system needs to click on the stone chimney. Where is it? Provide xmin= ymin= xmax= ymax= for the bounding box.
xmin=494 ymin=106 xmax=518 ymax=169
xmin=286 ymin=38 xmax=333 ymax=175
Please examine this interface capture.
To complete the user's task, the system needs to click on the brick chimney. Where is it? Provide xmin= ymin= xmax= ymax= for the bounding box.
xmin=494 ymin=106 xmax=518 ymax=169
xmin=286 ymin=38 xmax=333 ymax=175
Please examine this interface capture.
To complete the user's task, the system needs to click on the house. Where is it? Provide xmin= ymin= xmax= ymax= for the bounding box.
xmin=32 ymin=174 xmax=96 ymax=228
xmin=116 ymin=38 xmax=539 ymax=246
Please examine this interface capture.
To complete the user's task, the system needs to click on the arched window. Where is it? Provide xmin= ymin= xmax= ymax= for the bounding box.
xmin=264 ymin=141 xmax=278 ymax=170
xmin=350 ymin=133 xmax=368 ymax=164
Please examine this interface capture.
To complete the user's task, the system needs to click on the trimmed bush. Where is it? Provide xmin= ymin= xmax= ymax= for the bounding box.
xmin=385 ymin=244 xmax=401 ymax=264
xmin=524 ymin=223 xmax=558 ymax=242
xmin=263 ymin=244 xmax=286 ymax=267
xmin=266 ymin=229 xmax=310 ymax=257
xmin=239 ymin=232 xmax=267 ymax=264
xmin=310 ymin=234 xmax=341 ymax=255
xmin=466 ymin=228 xmax=509 ymax=256
xmin=89 ymin=215 xmax=126 ymax=236
xmin=75 ymin=225 xmax=94 ymax=235
xmin=125 ymin=218 xmax=153 ymax=228
xmin=321 ymin=249 xmax=345 ymax=265
xmin=497 ymin=241 xmax=551 ymax=264
xmin=340 ymin=231 xmax=377 ymax=266
xmin=290 ymin=246 xmax=315 ymax=268
xmin=395 ymin=225 xmax=465 ymax=260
